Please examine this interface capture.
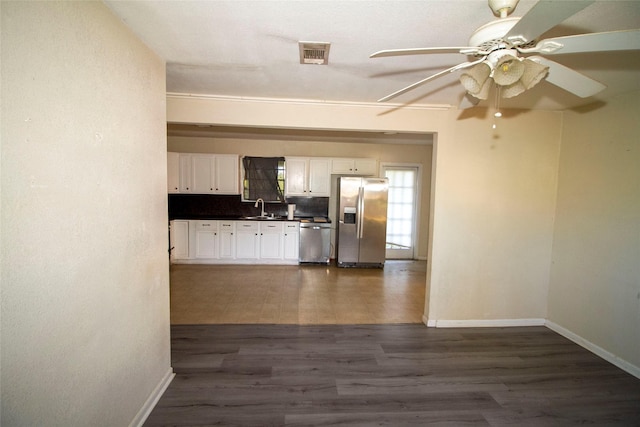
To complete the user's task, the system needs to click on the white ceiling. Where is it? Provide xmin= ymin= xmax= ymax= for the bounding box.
xmin=104 ymin=0 xmax=640 ymax=113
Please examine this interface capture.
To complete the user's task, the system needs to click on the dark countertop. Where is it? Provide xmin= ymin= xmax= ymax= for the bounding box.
xmin=170 ymin=216 xmax=331 ymax=223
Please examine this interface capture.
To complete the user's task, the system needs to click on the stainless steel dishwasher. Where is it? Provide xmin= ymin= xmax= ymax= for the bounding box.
xmin=299 ymin=222 xmax=331 ymax=264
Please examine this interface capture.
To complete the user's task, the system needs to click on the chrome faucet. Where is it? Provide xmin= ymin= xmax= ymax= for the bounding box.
xmin=254 ymin=198 xmax=266 ymax=217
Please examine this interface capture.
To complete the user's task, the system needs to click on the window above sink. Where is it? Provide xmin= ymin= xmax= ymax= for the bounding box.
xmin=241 ymin=156 xmax=285 ymax=202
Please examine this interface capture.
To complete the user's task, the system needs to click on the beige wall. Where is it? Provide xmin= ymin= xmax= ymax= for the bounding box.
xmin=548 ymin=91 xmax=640 ymax=372
xmin=168 ymin=136 xmax=432 ymax=259
xmin=1 ymin=2 xmax=171 ymax=425
xmin=428 ymin=109 xmax=562 ymax=324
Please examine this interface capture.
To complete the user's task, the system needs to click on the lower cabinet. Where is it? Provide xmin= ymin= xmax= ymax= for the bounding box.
xmin=236 ymin=221 xmax=260 ymax=259
xmin=283 ymin=223 xmax=300 ymax=261
xmin=195 ymin=220 xmax=218 ymax=259
xmin=219 ymin=221 xmax=236 ymax=259
xmin=170 ymin=220 xmax=190 ymax=260
xmin=170 ymin=219 xmax=299 ymax=265
xmin=260 ymin=222 xmax=283 ymax=260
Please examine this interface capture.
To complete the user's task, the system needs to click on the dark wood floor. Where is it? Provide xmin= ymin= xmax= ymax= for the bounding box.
xmin=145 ymin=324 xmax=640 ymax=426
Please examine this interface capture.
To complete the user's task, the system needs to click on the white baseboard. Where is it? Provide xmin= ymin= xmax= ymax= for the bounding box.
xmin=129 ymin=367 xmax=175 ymax=427
xmin=425 ymin=318 xmax=546 ymax=328
xmin=545 ymin=320 xmax=640 ymax=380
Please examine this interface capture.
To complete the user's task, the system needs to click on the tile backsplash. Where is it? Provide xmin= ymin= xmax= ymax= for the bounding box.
xmin=168 ymin=194 xmax=329 ymax=220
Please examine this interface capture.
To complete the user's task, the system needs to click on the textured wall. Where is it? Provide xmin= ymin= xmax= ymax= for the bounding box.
xmin=548 ymin=91 xmax=640 ymax=373
xmin=1 ymin=2 xmax=171 ymax=425
xmin=428 ymin=110 xmax=562 ymax=324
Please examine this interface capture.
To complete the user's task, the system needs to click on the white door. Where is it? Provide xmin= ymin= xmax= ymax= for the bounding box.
xmin=383 ymin=166 xmax=419 ymax=259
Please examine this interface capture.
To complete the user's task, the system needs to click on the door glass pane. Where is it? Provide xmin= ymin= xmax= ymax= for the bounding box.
xmin=384 ymin=168 xmax=417 ymax=259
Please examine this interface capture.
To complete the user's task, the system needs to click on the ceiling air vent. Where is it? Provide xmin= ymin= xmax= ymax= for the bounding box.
xmin=299 ymin=41 xmax=330 ymax=65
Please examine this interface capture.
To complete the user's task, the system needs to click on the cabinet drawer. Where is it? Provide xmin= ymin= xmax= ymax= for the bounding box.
xmin=284 ymin=223 xmax=300 ymax=233
xmin=236 ymin=221 xmax=259 ymax=232
xmin=195 ymin=220 xmax=218 ymax=230
xmin=219 ymin=222 xmax=235 ymax=231
xmin=260 ymin=222 xmax=283 ymax=232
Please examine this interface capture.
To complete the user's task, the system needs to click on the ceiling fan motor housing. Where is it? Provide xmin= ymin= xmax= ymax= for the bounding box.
xmin=468 ymin=17 xmax=520 ymax=51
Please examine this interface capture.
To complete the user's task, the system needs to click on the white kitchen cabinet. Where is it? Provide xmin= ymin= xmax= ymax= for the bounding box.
xmin=179 ymin=154 xmax=193 ymax=192
xmin=194 ymin=220 xmax=218 ymax=259
xmin=191 ymin=154 xmax=239 ymax=194
xmin=259 ymin=222 xmax=283 ymax=260
xmin=167 ymin=152 xmax=180 ymax=193
xmin=191 ymin=154 xmax=216 ymax=193
xmin=170 ymin=220 xmax=301 ymax=265
xmin=169 ymin=152 xmax=239 ymax=194
xmin=219 ymin=221 xmax=236 ymax=259
xmin=283 ymin=222 xmax=300 ymax=261
xmin=170 ymin=220 xmax=190 ymax=260
xmin=285 ymin=157 xmax=330 ymax=197
xmin=214 ymin=155 xmax=240 ymax=194
xmin=235 ymin=221 xmax=260 ymax=259
xmin=331 ymin=158 xmax=378 ymax=176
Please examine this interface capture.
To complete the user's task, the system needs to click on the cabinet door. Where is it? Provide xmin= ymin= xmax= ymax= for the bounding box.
xmin=219 ymin=222 xmax=236 ymax=259
xmin=331 ymin=158 xmax=355 ymax=174
xmin=283 ymin=223 xmax=300 ymax=260
xmin=235 ymin=222 xmax=259 ymax=259
xmin=285 ymin=157 xmax=307 ymax=196
xmin=214 ymin=155 xmax=239 ymax=194
xmin=354 ymin=158 xmax=378 ymax=176
xmin=179 ymin=154 xmax=192 ymax=192
xmin=170 ymin=220 xmax=190 ymax=260
xmin=308 ymin=158 xmax=330 ymax=196
xmin=167 ymin=152 xmax=180 ymax=193
xmin=191 ymin=154 xmax=216 ymax=193
xmin=195 ymin=221 xmax=218 ymax=258
xmin=260 ymin=222 xmax=283 ymax=259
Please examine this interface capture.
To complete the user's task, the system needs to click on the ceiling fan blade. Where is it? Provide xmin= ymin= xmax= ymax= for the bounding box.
xmin=377 ymin=58 xmax=486 ymax=102
xmin=521 ymin=29 xmax=640 ymax=55
xmin=370 ymin=47 xmax=481 ymax=58
xmin=504 ymin=0 xmax=594 ymax=46
xmin=529 ymin=56 xmax=606 ymax=97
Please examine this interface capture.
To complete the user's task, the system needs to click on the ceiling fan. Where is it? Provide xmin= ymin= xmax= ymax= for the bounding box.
xmin=370 ymin=0 xmax=640 ymax=105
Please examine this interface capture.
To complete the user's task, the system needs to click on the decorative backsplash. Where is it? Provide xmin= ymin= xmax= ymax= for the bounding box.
xmin=168 ymin=194 xmax=329 ymax=220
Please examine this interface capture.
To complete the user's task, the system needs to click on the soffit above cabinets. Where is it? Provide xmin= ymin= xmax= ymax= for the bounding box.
xmin=167 ymin=124 xmax=433 ymax=146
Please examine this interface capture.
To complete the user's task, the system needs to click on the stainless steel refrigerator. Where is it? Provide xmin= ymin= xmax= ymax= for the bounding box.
xmin=337 ymin=177 xmax=388 ymax=268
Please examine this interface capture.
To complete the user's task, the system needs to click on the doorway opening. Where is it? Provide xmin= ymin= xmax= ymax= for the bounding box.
xmin=383 ymin=165 xmax=420 ymax=260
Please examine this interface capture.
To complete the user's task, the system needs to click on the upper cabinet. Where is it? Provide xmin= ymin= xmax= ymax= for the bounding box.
xmin=168 ymin=152 xmax=239 ymax=194
xmin=285 ymin=157 xmax=330 ymax=197
xmin=167 ymin=152 xmax=180 ymax=193
xmin=331 ymin=158 xmax=378 ymax=176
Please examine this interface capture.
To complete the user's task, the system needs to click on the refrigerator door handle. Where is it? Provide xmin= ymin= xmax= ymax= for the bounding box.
xmin=357 ymin=186 xmax=365 ymax=239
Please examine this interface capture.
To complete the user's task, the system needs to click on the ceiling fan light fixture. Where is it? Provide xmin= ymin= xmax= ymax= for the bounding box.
xmin=519 ymin=58 xmax=549 ymax=90
xmin=493 ymin=55 xmax=525 ymax=86
xmin=500 ymin=59 xmax=549 ymax=98
xmin=501 ymin=81 xmax=526 ymax=98
xmin=460 ymin=62 xmax=491 ymax=95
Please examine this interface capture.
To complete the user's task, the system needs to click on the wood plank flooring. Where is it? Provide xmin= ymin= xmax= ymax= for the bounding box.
xmin=144 ymin=324 xmax=640 ymax=426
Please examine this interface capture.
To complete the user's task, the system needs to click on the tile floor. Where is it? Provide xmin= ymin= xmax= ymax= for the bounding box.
xmin=170 ymin=260 xmax=427 ymax=325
